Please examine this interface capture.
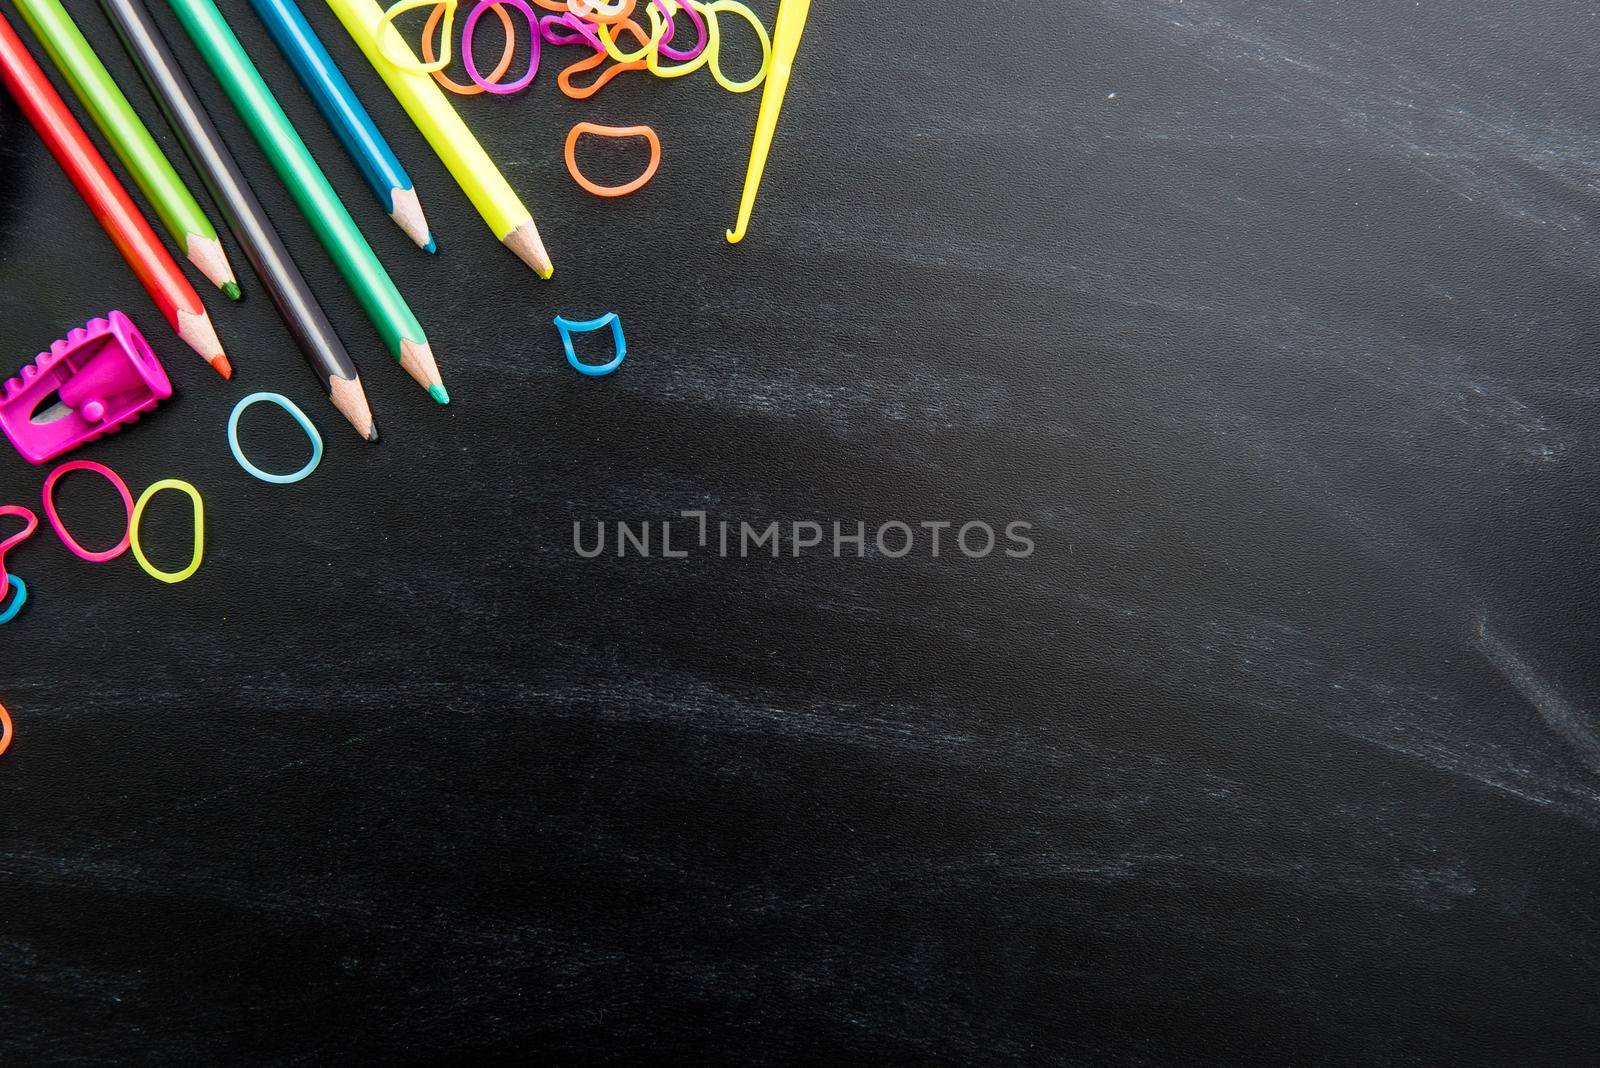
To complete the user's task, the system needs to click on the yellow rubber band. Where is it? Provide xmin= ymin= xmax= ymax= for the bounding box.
xmin=594 ymin=10 xmax=658 ymax=63
xmin=645 ymin=0 xmax=709 ymax=77
xmin=130 ymin=479 xmax=205 ymax=585
xmin=703 ymin=0 xmax=769 ymax=93
xmin=597 ymin=16 xmax=657 ymax=62
xmin=378 ymin=0 xmax=456 ymax=73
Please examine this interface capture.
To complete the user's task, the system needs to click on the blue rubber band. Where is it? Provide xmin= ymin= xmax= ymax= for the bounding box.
xmin=554 ymin=312 xmax=627 ymax=376
xmin=228 ymin=392 xmax=323 ymax=485
xmin=0 ymin=574 xmax=27 ymax=625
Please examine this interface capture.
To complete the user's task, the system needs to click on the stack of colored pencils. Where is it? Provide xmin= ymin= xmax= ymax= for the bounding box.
xmin=0 ymin=9 xmax=231 ymax=377
xmin=98 ymin=0 xmax=377 ymax=439
xmin=0 ymin=0 xmax=564 ymax=436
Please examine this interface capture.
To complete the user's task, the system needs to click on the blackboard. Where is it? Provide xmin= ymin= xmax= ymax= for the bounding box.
xmin=3 ymin=0 xmax=1599 ymax=1062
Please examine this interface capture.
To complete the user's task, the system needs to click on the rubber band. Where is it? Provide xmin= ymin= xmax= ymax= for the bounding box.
xmin=229 ymin=393 xmax=324 ymax=485
xmin=0 ymin=506 xmax=33 ymax=625
xmin=129 ymin=480 xmax=204 ymax=584
xmin=42 ymin=460 xmax=134 ymax=563
xmin=555 ymin=312 xmax=627 ymax=375
xmin=593 ymin=13 xmax=658 ymax=64
xmin=702 ymin=0 xmax=769 ymax=93
xmin=649 ymin=0 xmax=679 ymax=48
xmin=0 ymin=575 xmax=26 ymax=626
xmin=540 ymin=11 xmax=604 ymax=50
xmin=425 ymin=0 xmax=514 ymax=93
xmin=646 ymin=0 xmax=710 ymax=76
xmin=0 ymin=504 xmax=38 ymax=592
xmin=597 ymin=12 xmax=658 ymax=61
xmin=651 ymin=0 xmax=706 ymax=62
xmin=557 ymin=46 xmax=644 ymax=98
xmin=565 ymin=123 xmax=661 ymax=196
xmin=0 ymin=702 xmax=12 ymax=759
xmin=567 ymin=0 xmax=634 ymax=24
xmin=463 ymin=0 xmax=540 ymax=92
xmin=378 ymin=0 xmax=456 ymax=73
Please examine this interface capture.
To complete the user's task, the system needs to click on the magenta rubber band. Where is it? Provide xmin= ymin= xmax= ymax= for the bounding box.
xmin=464 ymin=0 xmax=541 ymax=93
xmin=652 ymin=0 xmax=705 ymax=61
xmin=648 ymin=0 xmax=677 ymax=48
xmin=540 ymin=11 xmax=603 ymax=51
xmin=43 ymin=459 xmax=135 ymax=564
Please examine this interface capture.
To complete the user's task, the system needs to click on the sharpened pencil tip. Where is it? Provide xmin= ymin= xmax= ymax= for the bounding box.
xmin=423 ymin=235 xmax=437 ymax=254
xmin=330 ymin=375 xmax=376 ymax=440
xmin=222 ymin=280 xmax=242 ymax=300
xmin=211 ymin=354 xmax=233 ymax=379
xmin=390 ymin=187 xmax=435 ymax=252
xmin=428 ymin=383 xmax=450 ymax=405
xmin=503 ymin=220 xmax=553 ymax=278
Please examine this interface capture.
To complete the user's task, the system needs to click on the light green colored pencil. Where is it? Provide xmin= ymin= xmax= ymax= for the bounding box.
xmin=14 ymin=0 xmax=239 ymax=298
xmin=165 ymin=0 xmax=445 ymax=402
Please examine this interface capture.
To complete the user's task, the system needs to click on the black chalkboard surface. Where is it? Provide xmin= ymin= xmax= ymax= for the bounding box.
xmin=2 ymin=0 xmax=1599 ymax=1063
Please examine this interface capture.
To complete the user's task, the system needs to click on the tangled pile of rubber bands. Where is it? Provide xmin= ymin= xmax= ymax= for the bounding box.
xmin=378 ymin=0 xmax=774 ymax=196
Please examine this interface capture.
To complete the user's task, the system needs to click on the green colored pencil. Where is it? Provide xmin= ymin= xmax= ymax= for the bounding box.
xmin=164 ymin=0 xmax=446 ymax=402
xmin=14 ymin=0 xmax=240 ymax=298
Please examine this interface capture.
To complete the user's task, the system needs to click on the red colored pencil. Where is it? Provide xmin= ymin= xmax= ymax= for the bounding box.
xmin=0 ymin=10 xmax=230 ymax=377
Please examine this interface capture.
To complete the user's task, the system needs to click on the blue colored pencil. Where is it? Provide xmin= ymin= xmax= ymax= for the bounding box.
xmin=244 ymin=0 xmax=435 ymax=251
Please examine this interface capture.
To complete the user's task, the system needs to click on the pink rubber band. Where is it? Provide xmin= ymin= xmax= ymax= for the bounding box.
xmin=464 ymin=0 xmax=541 ymax=93
xmin=0 ymin=504 xmax=39 ymax=590
xmin=42 ymin=460 xmax=134 ymax=563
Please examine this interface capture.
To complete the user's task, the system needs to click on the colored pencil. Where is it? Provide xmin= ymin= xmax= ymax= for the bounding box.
xmin=324 ymin=0 xmax=553 ymax=278
xmin=166 ymin=0 xmax=447 ymax=403
xmin=0 ymin=10 xmax=229 ymax=376
xmin=245 ymin=0 xmax=434 ymax=253
xmin=12 ymin=0 xmax=241 ymax=299
xmin=99 ymin=0 xmax=376 ymax=440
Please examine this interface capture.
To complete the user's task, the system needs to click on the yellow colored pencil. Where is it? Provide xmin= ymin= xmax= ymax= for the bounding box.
xmin=323 ymin=0 xmax=552 ymax=277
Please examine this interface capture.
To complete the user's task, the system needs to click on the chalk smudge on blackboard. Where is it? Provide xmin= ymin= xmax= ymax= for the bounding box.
xmin=1475 ymin=617 xmax=1600 ymax=773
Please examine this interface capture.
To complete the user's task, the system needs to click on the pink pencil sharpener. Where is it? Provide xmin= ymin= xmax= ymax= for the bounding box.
xmin=0 ymin=311 xmax=173 ymax=464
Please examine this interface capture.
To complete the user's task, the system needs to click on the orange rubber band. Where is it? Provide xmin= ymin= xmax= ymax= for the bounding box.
xmin=606 ymin=12 xmax=654 ymax=51
xmin=556 ymin=14 xmax=649 ymax=97
xmin=565 ymin=122 xmax=661 ymax=196
xmin=557 ymin=48 xmax=644 ymax=99
xmin=567 ymin=0 xmax=635 ymax=24
xmin=424 ymin=0 xmax=515 ymax=94
xmin=0 ymin=702 xmax=12 ymax=759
